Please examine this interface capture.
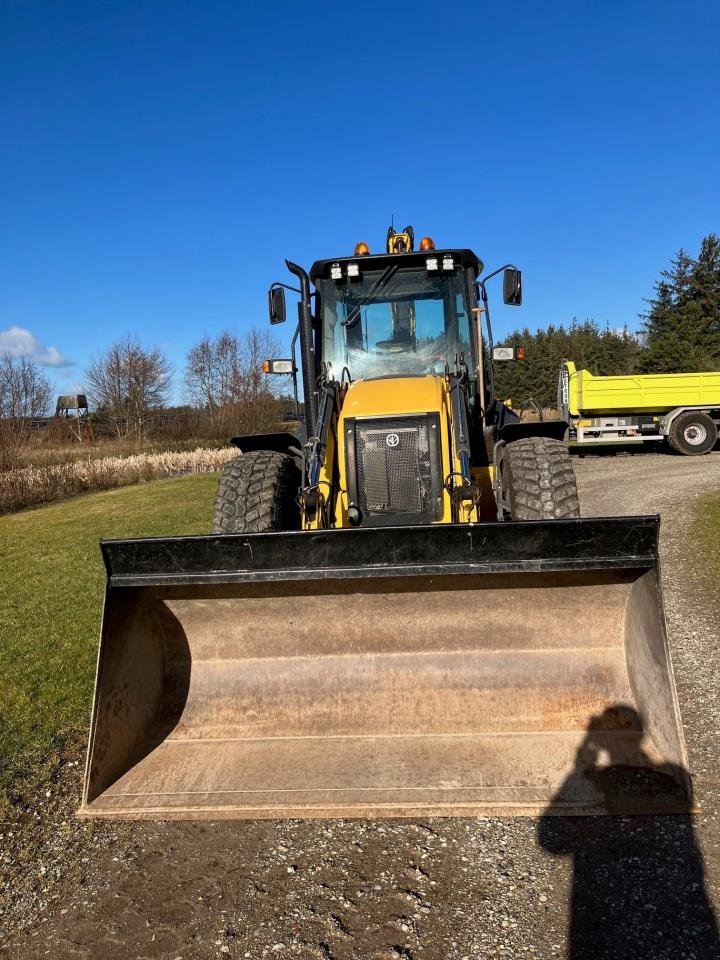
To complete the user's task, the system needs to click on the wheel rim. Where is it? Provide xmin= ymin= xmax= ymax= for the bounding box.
xmin=683 ymin=423 xmax=708 ymax=445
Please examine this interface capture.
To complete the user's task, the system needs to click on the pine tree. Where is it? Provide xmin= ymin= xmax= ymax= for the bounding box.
xmin=640 ymin=234 xmax=720 ymax=372
xmin=690 ymin=234 xmax=720 ymax=357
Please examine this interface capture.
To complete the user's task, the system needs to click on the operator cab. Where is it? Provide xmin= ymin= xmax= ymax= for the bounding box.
xmin=267 ymin=226 xmax=523 ymax=440
xmin=310 ymin=247 xmax=483 ymax=382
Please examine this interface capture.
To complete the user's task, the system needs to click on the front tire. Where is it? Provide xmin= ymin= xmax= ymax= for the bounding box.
xmin=666 ymin=411 xmax=717 ymax=456
xmin=500 ymin=437 xmax=580 ymax=520
xmin=213 ymin=450 xmax=301 ymax=534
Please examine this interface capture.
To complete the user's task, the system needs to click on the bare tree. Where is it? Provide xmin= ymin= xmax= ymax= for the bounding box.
xmin=185 ymin=327 xmax=282 ymax=433
xmin=233 ymin=328 xmax=282 ymax=404
xmin=185 ymin=335 xmax=228 ymax=429
xmin=86 ymin=336 xmax=172 ymax=439
xmin=0 ymin=353 xmax=52 ymax=468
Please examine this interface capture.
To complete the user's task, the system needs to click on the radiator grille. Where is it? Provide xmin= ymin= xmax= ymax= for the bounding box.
xmin=351 ymin=415 xmax=442 ymax=526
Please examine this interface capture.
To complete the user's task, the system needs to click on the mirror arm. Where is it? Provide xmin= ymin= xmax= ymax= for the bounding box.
xmin=477 ymin=264 xmax=520 ymax=405
xmin=478 ymin=280 xmax=495 ymax=404
xmin=270 ymin=281 xmax=302 ymax=296
xmin=479 ymin=263 xmax=519 ymax=286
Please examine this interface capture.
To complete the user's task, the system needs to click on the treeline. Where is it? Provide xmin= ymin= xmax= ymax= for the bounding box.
xmin=0 ymin=326 xmax=294 ymax=469
xmin=84 ymin=327 xmax=291 ymax=441
xmin=493 ymin=321 xmax=640 ymax=407
xmin=2 ymin=233 xmax=718 ymax=462
xmin=494 ymin=232 xmax=720 ymax=407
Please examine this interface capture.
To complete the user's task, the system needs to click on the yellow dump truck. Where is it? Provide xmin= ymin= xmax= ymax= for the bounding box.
xmin=559 ymin=361 xmax=720 ymax=455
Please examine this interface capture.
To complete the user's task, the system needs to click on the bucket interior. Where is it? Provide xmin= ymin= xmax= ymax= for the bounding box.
xmin=80 ymin=569 xmax=690 ymax=819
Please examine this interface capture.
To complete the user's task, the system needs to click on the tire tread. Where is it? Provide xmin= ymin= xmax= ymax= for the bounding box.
xmin=503 ymin=436 xmax=580 ymax=520
xmin=212 ymin=450 xmax=300 ymax=534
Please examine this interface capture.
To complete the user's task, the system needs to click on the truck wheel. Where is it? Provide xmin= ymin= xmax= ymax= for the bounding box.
xmin=501 ymin=437 xmax=580 ymax=520
xmin=213 ymin=450 xmax=301 ymax=534
xmin=667 ymin=412 xmax=717 ymax=456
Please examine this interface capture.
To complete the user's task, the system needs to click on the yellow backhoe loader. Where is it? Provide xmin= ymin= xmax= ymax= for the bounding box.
xmin=80 ymin=227 xmax=691 ymax=820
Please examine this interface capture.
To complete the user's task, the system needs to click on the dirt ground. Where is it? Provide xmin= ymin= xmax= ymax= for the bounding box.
xmin=2 ymin=450 xmax=719 ymax=959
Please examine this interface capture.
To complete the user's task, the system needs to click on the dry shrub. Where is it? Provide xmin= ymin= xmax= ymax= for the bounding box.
xmin=14 ymin=436 xmax=227 ymax=471
xmin=515 ymin=406 xmax=562 ymax=423
xmin=0 ymin=447 xmax=238 ymax=515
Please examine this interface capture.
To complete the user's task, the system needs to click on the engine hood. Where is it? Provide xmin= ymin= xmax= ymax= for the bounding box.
xmin=341 ymin=375 xmax=447 ymax=419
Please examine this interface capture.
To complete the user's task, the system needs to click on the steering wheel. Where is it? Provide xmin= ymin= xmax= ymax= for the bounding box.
xmin=375 ymin=339 xmax=410 ymax=353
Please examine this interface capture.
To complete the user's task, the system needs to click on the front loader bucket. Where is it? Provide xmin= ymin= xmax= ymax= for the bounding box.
xmin=80 ymin=518 xmax=692 ymax=820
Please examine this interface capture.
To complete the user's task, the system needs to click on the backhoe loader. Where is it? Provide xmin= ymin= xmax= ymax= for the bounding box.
xmin=80 ymin=227 xmax=691 ymax=819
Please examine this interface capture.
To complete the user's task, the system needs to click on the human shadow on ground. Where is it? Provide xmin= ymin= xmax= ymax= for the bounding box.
xmin=537 ymin=706 xmax=719 ymax=960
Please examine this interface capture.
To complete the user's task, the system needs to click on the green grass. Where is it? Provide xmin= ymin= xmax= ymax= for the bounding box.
xmin=0 ymin=474 xmax=219 ymax=804
xmin=697 ymin=491 xmax=720 ymax=575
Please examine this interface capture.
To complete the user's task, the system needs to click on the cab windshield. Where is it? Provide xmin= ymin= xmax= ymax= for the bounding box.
xmin=318 ymin=266 xmax=473 ymax=380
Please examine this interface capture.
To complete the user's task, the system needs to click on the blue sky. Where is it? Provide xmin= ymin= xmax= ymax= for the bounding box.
xmin=1 ymin=0 xmax=718 ymax=400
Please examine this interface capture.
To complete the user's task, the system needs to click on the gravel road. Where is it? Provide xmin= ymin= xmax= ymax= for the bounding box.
xmin=2 ymin=451 xmax=719 ymax=959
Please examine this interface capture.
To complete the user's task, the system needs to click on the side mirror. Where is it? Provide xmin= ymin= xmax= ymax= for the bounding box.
xmin=268 ymin=286 xmax=286 ymax=325
xmin=503 ymin=268 xmax=522 ymax=306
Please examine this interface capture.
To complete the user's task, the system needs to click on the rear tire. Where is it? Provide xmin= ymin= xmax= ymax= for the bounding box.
xmin=666 ymin=411 xmax=717 ymax=456
xmin=501 ymin=437 xmax=580 ymax=520
xmin=213 ymin=450 xmax=301 ymax=534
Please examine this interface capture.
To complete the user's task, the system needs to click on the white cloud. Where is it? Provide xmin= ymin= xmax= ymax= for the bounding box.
xmin=57 ymin=379 xmax=87 ymax=395
xmin=0 ymin=326 xmax=71 ymax=367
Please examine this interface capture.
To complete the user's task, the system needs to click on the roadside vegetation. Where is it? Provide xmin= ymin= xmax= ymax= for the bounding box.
xmin=11 ymin=437 xmax=226 ymax=470
xmin=0 ymin=446 xmax=236 ymax=514
xmin=0 ymin=325 xmax=293 ymax=506
xmin=0 ymin=326 xmax=297 ymax=513
xmin=0 ymin=473 xmax=218 ymax=810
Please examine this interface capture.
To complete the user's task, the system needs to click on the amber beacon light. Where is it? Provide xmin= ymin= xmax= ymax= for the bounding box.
xmin=354 ymin=242 xmax=370 ymax=256
xmin=420 ymin=236 xmax=436 ymax=250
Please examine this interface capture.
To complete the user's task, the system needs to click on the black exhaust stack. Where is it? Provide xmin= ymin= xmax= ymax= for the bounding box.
xmin=286 ymin=260 xmax=317 ymax=438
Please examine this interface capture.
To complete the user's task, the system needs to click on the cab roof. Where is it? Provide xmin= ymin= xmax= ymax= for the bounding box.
xmin=309 ymin=249 xmax=483 ymax=283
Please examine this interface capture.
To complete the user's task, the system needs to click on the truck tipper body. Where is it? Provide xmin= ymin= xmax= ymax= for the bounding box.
xmin=559 ymin=361 xmax=720 ymax=455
